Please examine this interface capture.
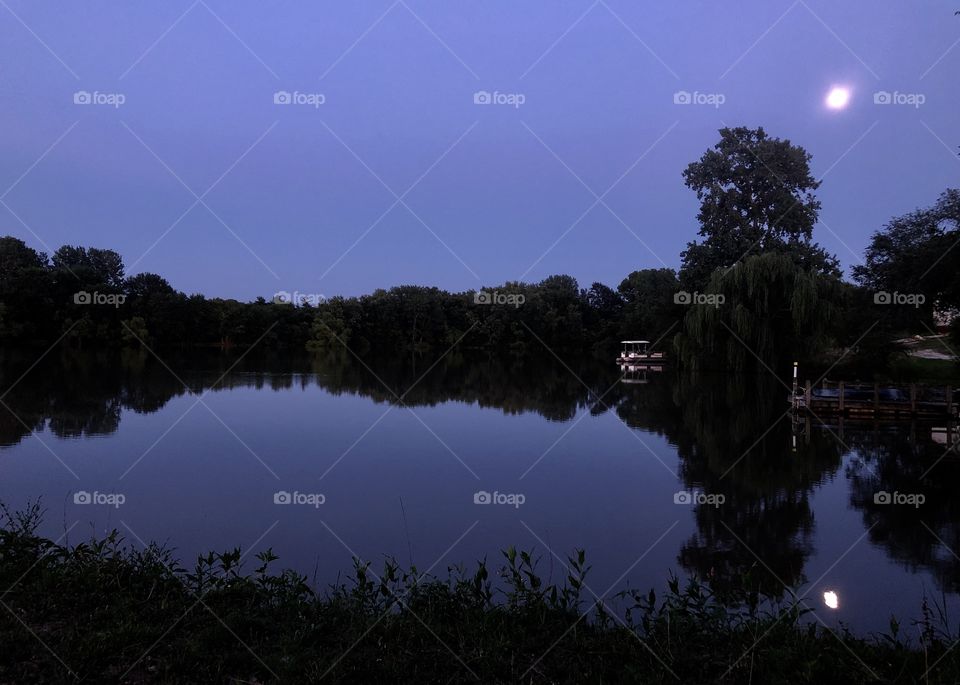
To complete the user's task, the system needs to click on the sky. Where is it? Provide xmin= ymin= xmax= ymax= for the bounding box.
xmin=1 ymin=1 xmax=958 ymax=300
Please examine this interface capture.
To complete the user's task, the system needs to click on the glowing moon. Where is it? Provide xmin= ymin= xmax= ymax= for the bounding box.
xmin=823 ymin=590 xmax=839 ymax=609
xmin=826 ymin=87 xmax=851 ymax=110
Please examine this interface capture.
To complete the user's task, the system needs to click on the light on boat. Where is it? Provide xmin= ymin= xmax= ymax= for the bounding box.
xmin=823 ymin=590 xmax=839 ymax=609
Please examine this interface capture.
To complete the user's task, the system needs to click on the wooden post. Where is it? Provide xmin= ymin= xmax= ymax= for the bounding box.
xmin=910 ymin=384 xmax=917 ymax=415
xmin=947 ymin=386 xmax=954 ymax=418
xmin=839 ymin=381 xmax=845 ymax=414
xmin=792 ymin=362 xmax=798 ymax=409
xmin=874 ymin=383 xmax=880 ymax=416
xmin=804 ymin=380 xmax=811 ymax=410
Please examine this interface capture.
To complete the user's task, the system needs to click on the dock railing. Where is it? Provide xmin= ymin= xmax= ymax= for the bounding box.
xmin=792 ymin=379 xmax=956 ymax=418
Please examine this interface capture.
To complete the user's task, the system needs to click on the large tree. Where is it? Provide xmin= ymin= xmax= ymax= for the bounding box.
xmin=674 ymin=252 xmax=841 ymax=372
xmin=680 ymin=127 xmax=838 ymax=290
xmin=853 ymin=189 xmax=960 ymax=327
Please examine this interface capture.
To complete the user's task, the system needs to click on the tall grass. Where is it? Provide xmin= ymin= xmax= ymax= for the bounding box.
xmin=2 ymin=502 xmax=958 ymax=683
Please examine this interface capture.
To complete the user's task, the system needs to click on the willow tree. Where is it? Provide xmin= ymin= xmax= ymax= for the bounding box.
xmin=674 ymin=252 xmax=840 ymax=372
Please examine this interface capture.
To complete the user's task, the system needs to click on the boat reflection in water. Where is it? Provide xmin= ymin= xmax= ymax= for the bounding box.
xmin=619 ymin=363 xmax=664 ymax=384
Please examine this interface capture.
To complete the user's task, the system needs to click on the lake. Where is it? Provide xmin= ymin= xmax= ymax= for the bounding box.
xmin=1 ymin=349 xmax=958 ymax=634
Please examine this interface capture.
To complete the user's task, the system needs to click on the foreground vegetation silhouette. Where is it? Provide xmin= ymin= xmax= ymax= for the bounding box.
xmin=2 ymin=503 xmax=960 ymax=684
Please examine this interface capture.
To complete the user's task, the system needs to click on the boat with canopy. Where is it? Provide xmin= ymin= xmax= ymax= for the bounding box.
xmin=616 ymin=340 xmax=666 ymax=364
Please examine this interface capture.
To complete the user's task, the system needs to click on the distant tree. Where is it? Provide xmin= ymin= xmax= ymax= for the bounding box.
xmin=62 ymin=314 xmax=95 ymax=350
xmin=680 ymin=127 xmax=838 ymax=290
xmin=583 ymin=282 xmax=623 ymax=352
xmin=0 ymin=236 xmax=46 ymax=276
xmin=53 ymin=246 xmax=125 ymax=288
xmin=308 ymin=296 xmax=360 ymax=352
xmin=121 ymin=316 xmax=150 ymax=346
xmin=124 ymin=273 xmax=175 ymax=299
xmin=0 ymin=237 xmax=54 ymax=341
xmin=830 ymin=282 xmax=898 ymax=368
xmin=616 ymin=269 xmax=681 ymax=343
xmin=585 ymin=282 xmax=621 ymax=316
xmin=530 ymin=275 xmax=583 ymax=351
xmin=121 ymin=273 xmax=188 ymax=345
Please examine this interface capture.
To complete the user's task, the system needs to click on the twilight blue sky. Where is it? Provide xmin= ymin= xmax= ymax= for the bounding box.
xmin=1 ymin=1 xmax=958 ymax=300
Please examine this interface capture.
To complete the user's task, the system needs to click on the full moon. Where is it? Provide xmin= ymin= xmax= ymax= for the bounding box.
xmin=826 ymin=86 xmax=851 ymax=110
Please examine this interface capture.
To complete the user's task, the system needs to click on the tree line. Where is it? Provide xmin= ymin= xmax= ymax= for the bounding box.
xmin=1 ymin=127 xmax=957 ymax=370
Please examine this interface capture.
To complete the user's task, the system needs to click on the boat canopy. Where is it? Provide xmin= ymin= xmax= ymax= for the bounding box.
xmin=621 ymin=340 xmax=650 ymax=344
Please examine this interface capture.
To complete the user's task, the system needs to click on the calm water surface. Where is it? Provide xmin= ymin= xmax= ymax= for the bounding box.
xmin=1 ymin=350 xmax=958 ymax=634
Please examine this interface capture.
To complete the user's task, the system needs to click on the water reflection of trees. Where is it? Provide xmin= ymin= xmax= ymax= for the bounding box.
xmin=604 ymin=372 xmax=846 ymax=598
xmin=844 ymin=424 xmax=960 ymax=593
xmin=3 ymin=351 xmax=953 ymax=598
xmin=306 ymin=352 xmax=606 ymax=422
xmin=0 ymin=351 xmax=612 ymax=447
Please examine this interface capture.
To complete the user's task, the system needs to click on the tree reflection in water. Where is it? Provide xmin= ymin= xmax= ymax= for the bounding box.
xmin=0 ymin=350 xmax=955 ymax=597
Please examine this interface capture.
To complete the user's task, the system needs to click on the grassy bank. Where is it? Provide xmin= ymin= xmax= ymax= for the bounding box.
xmin=2 ymin=505 xmax=959 ymax=684
xmin=887 ymin=356 xmax=960 ymax=382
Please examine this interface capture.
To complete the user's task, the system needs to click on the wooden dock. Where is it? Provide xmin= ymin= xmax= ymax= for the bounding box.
xmin=790 ymin=380 xmax=957 ymax=419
